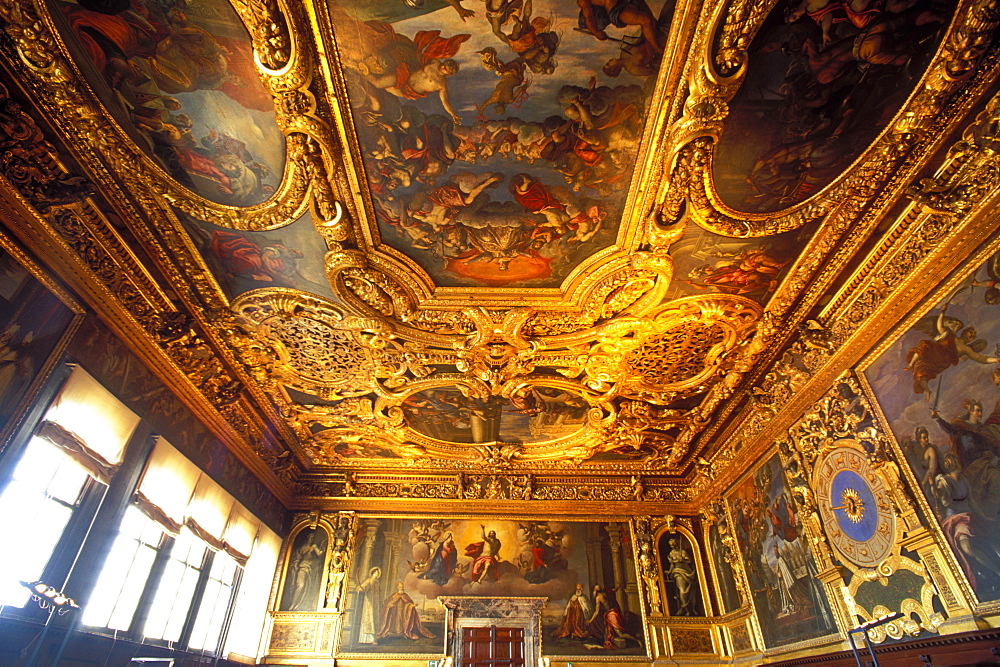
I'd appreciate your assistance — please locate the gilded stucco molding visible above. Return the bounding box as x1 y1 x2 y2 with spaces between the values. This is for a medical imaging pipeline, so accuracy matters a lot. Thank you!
0 76 299 498
229 284 760 468
699 501 751 616
293 472 691 506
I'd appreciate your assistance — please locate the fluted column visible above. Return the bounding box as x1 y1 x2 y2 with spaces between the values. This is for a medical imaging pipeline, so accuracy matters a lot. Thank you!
606 523 628 614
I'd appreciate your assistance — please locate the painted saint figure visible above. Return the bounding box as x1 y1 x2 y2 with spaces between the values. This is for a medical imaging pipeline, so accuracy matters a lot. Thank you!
588 585 639 649
285 529 325 611
356 567 382 645
552 583 593 638
419 533 457 585
664 537 698 616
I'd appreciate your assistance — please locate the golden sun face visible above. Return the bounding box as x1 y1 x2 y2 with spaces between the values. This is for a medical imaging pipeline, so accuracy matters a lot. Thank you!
840 488 865 524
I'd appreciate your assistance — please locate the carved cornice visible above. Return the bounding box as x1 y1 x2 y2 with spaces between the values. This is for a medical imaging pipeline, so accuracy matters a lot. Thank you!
0 75 298 501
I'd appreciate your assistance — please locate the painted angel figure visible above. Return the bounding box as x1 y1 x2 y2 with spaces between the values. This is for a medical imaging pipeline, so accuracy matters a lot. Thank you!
905 306 1000 400
971 251 1000 305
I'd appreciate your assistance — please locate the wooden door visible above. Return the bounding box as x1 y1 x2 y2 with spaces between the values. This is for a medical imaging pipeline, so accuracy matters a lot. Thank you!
461 626 525 667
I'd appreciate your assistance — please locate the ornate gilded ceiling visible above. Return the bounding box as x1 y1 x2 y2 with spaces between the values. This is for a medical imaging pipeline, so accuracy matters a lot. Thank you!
0 0 997 501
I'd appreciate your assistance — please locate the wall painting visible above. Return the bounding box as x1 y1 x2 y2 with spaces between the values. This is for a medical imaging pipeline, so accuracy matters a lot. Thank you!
866 250 1000 602
330 0 674 288
0 250 79 447
713 0 951 213
49 0 285 206
279 526 330 611
340 518 644 657
729 454 836 649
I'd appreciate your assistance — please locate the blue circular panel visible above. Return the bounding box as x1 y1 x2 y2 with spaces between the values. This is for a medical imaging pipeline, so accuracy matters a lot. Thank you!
830 470 877 542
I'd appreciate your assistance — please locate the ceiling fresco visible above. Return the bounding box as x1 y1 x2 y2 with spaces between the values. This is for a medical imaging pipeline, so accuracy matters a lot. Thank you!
712 0 952 213
178 209 337 301
49 0 285 206
4 0 996 487
331 0 673 288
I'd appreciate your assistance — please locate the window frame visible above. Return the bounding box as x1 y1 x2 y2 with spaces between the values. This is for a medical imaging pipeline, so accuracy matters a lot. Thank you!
80 512 244 657
0 434 107 621
0 364 254 658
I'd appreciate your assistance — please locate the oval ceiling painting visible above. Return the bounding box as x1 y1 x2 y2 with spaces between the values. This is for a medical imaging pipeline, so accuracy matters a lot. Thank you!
330 0 675 287
49 0 285 206
713 0 952 213
402 385 591 444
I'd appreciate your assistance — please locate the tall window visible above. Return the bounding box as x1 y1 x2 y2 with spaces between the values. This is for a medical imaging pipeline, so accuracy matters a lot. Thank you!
81 506 164 630
0 368 282 661
0 365 140 609
77 440 278 657
82 511 251 656
188 551 240 652
144 528 208 643
0 436 95 608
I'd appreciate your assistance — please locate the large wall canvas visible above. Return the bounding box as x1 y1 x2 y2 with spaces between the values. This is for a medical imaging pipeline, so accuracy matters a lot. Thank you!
712 0 950 213
330 0 674 288
50 0 285 206
866 250 1000 602
0 250 78 443
340 518 644 657
729 454 835 649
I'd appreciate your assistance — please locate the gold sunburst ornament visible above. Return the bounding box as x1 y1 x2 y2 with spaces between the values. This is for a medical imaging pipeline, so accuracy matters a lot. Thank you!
836 488 865 523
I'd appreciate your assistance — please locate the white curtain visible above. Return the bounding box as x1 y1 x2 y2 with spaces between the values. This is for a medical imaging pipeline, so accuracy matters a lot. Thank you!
134 436 281 659
134 438 200 534
38 366 140 482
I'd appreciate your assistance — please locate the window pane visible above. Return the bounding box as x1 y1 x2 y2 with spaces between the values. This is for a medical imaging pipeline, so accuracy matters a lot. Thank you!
144 529 205 643
188 552 240 652
0 438 89 608
82 507 163 631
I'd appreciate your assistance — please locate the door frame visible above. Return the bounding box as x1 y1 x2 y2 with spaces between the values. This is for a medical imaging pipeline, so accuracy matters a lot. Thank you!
439 597 547 667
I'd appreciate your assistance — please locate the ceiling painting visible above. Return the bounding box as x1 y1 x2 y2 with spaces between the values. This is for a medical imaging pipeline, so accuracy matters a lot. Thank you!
7 0 997 494
50 0 285 206
401 385 593 445
330 0 674 288
712 0 951 213
179 210 336 301
664 226 810 304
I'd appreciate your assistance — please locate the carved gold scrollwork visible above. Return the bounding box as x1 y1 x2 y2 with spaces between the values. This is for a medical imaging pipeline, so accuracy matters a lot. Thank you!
589 295 761 397
700 501 751 613
710 0 779 79
230 0 293 71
